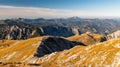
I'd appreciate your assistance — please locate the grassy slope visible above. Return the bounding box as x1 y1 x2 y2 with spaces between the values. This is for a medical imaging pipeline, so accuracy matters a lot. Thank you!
67 33 105 45
0 37 43 63
39 38 120 67
1 35 120 67
0 40 17 48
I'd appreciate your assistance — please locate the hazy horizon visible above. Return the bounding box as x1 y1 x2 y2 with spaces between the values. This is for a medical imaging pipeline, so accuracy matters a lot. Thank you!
0 0 120 19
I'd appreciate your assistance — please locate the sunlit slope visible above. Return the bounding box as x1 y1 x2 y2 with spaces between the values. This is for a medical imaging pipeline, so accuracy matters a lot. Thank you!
67 33 106 45
0 37 43 62
39 38 120 67
0 35 119 67
0 40 17 48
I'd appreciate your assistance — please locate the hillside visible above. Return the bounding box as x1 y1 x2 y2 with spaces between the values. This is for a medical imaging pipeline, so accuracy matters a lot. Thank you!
67 33 107 45
0 36 42 63
0 33 120 67
38 38 120 67
0 36 120 67
35 37 85 57
0 33 106 66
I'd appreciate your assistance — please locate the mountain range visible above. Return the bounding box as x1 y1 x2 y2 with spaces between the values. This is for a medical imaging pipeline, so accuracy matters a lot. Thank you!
1 17 120 40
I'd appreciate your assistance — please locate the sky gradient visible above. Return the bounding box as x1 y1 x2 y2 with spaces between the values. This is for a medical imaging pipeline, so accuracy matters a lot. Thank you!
0 0 120 19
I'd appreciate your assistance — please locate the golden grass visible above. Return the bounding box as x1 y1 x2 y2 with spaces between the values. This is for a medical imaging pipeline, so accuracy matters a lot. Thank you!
39 38 120 67
1 35 120 67
0 36 43 62
67 33 105 45
0 40 17 48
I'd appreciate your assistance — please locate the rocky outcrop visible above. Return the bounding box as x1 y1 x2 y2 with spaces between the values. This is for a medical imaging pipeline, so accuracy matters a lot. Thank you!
34 37 85 57
107 30 120 39
0 25 79 40
39 26 76 37
0 25 34 40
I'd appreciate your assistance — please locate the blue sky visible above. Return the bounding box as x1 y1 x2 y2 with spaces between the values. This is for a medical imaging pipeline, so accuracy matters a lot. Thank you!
0 0 120 19
0 0 119 10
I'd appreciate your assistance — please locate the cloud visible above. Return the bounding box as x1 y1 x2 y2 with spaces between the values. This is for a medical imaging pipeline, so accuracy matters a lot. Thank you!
0 5 92 19
0 5 120 19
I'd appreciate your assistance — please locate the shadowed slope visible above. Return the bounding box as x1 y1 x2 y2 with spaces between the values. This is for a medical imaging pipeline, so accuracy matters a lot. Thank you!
34 37 85 57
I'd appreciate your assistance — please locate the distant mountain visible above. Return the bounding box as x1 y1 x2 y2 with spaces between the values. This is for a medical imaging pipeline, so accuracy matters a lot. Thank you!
0 17 120 40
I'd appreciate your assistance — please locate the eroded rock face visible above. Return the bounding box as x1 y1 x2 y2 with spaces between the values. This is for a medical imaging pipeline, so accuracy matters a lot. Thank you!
1 17 120 40
107 30 120 39
0 25 80 40
39 26 75 37
34 37 85 57
1 25 34 40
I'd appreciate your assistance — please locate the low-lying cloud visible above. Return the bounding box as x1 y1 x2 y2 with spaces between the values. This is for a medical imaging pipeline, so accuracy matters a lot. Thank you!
0 5 88 19
0 5 120 19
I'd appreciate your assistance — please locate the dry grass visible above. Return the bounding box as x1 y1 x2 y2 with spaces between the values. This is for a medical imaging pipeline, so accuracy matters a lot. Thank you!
1 35 120 67
0 40 17 48
67 33 105 45
39 38 120 67
0 36 43 62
